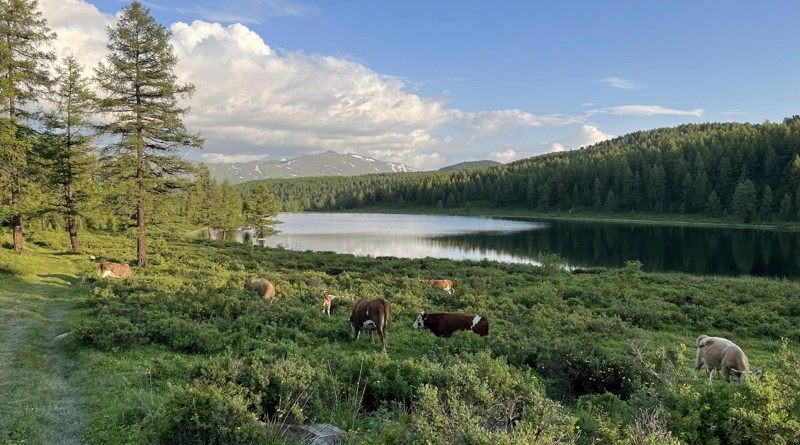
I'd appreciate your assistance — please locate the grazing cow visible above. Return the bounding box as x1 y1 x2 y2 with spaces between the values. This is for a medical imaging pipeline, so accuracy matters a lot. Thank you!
412 311 489 338
425 279 454 295
99 262 132 278
321 291 335 316
350 298 391 353
245 277 276 303
694 335 760 383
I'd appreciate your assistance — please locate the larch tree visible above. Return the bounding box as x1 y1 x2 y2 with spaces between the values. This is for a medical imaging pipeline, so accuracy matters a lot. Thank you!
95 1 203 267
0 0 55 252
37 55 98 253
242 181 280 242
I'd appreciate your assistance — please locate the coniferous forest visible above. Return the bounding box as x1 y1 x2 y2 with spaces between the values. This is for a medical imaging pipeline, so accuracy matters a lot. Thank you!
267 118 800 223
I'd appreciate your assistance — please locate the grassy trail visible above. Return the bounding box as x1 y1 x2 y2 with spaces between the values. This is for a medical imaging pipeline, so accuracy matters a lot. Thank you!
0 249 86 445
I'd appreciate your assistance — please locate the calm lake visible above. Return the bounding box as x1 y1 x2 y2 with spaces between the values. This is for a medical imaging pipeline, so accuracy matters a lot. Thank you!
259 213 800 280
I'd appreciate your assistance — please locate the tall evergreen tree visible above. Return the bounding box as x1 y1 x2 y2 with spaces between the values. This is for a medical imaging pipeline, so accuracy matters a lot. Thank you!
732 179 757 223
95 1 202 266
37 55 97 252
243 181 280 241
0 0 55 252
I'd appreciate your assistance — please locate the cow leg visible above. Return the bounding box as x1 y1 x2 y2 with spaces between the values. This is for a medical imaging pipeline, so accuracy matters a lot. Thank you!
693 356 704 380
380 329 387 353
352 326 360 341
706 367 714 384
723 367 731 383
369 330 375 344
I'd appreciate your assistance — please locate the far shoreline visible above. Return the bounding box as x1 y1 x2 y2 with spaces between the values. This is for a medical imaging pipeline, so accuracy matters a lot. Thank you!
296 204 800 232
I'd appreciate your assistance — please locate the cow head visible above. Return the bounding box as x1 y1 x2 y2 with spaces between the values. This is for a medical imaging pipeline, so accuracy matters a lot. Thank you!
730 368 762 382
412 311 427 329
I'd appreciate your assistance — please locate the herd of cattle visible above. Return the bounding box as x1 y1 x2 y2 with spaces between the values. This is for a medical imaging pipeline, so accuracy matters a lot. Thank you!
98 261 760 383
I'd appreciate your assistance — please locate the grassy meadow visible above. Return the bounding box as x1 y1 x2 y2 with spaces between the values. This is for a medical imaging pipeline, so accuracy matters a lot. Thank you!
1 228 800 444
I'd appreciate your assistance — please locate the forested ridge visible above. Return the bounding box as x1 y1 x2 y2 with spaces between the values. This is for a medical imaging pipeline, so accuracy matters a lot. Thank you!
265 117 800 222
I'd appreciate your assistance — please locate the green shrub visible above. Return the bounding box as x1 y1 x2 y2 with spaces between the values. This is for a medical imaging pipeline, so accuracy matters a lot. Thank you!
75 313 147 350
147 381 268 444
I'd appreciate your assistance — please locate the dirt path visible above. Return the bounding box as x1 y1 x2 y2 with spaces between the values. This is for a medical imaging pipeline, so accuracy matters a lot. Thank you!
0 259 86 444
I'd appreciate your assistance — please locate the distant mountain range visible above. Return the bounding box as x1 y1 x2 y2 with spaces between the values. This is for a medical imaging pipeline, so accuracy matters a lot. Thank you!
438 160 502 171
201 151 415 184
201 151 501 184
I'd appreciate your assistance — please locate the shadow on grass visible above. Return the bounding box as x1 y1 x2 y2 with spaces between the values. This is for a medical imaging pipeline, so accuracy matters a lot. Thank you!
37 274 81 286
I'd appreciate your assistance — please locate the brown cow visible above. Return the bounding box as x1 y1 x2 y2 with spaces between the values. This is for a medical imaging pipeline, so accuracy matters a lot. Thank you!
245 277 276 303
99 262 133 278
321 291 335 316
424 279 454 294
350 298 391 353
412 311 489 338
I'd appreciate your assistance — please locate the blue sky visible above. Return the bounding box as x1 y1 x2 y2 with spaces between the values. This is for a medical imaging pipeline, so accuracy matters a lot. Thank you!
41 0 800 169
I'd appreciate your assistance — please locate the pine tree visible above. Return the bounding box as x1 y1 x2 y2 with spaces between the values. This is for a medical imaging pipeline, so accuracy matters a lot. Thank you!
95 1 203 266
732 180 757 223
37 55 98 252
0 0 55 252
243 182 280 241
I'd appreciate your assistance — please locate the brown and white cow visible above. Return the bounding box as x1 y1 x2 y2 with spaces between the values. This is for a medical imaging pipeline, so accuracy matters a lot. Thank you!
99 262 133 278
425 279 454 295
412 311 489 338
350 298 391 353
245 277 276 303
321 291 335 316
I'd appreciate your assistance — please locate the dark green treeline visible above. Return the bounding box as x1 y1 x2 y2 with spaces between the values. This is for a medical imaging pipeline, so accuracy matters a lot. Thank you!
265 116 800 222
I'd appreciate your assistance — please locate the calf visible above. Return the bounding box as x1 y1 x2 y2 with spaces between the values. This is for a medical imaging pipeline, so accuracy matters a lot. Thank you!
412 311 489 338
694 335 760 383
350 298 391 353
321 291 335 316
425 279 454 295
245 277 276 303
99 262 132 278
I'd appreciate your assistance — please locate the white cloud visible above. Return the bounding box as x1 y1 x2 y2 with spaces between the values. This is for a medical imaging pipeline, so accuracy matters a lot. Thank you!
598 77 645 90
37 0 616 170
41 0 113 77
200 153 268 163
592 105 704 117
574 124 613 147
549 143 566 153
490 149 518 163
457 109 581 136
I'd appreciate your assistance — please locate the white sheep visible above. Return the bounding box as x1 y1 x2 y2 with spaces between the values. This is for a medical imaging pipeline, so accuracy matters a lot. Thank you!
694 335 760 383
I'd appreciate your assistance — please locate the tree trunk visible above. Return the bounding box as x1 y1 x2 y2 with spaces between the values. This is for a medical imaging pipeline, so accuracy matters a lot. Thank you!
65 185 80 253
11 171 23 252
137 203 147 267
67 217 81 253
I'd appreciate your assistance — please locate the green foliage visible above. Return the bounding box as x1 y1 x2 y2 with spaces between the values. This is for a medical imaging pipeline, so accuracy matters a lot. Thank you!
94 0 202 266
7 231 798 444
147 380 269 444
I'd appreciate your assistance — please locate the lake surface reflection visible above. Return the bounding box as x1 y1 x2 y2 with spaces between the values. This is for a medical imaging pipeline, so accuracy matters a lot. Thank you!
261 213 546 264
260 213 800 279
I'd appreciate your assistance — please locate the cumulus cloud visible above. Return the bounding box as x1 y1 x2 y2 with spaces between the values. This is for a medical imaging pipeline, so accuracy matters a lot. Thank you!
574 124 613 147
490 149 518 163
41 0 113 77
598 77 645 90
592 105 704 117
549 143 566 153
38 0 607 170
